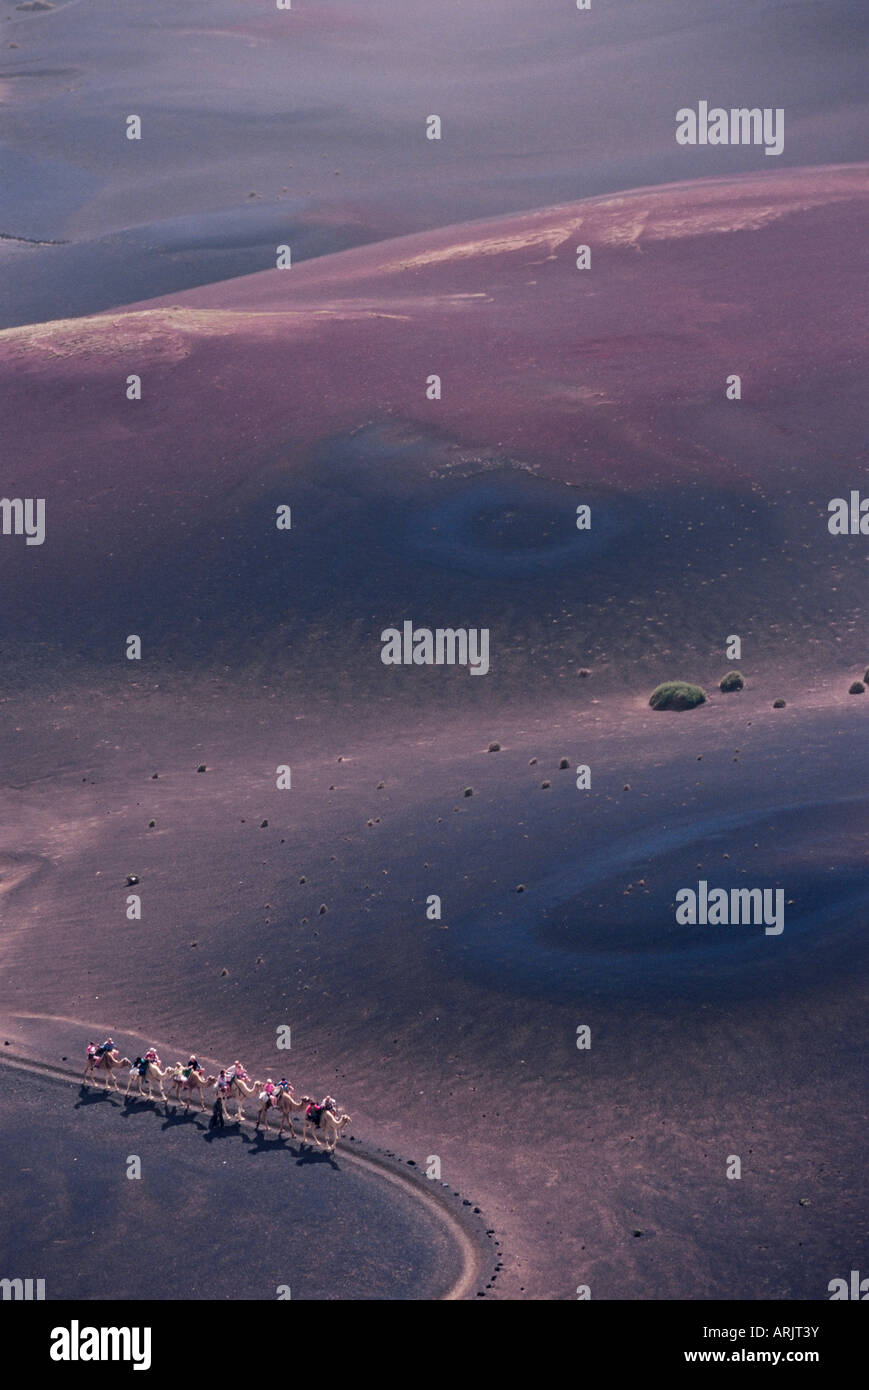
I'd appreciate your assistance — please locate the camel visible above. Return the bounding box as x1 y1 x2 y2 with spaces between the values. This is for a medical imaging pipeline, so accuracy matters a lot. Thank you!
255 1089 311 1137
173 1067 217 1113
84 1049 132 1090
301 1102 352 1153
126 1059 172 1101
226 1074 263 1119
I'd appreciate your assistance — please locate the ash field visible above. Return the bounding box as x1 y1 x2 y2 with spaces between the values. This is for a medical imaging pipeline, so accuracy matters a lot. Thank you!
0 0 867 1302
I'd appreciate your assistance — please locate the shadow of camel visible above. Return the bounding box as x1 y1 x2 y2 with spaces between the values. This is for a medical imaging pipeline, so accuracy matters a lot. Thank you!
295 1145 339 1169
74 1086 122 1110
246 1131 301 1158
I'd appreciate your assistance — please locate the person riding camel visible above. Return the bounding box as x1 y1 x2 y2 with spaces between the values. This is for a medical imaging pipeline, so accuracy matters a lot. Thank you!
144 1047 161 1067
95 1037 114 1058
215 1069 230 1095
306 1094 336 1128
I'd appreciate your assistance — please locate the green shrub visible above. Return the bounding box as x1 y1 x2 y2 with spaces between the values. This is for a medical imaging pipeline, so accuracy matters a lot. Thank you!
649 681 707 711
719 670 745 692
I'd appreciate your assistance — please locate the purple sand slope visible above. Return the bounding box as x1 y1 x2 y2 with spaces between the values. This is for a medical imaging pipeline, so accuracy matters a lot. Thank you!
0 168 867 1298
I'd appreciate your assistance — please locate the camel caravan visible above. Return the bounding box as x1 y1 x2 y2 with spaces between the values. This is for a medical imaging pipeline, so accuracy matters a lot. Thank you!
82 1039 351 1152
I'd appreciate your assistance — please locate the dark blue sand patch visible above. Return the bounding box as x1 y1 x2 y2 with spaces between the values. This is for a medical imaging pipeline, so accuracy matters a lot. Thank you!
0 146 101 242
0 1066 465 1301
443 798 869 1004
403 479 638 579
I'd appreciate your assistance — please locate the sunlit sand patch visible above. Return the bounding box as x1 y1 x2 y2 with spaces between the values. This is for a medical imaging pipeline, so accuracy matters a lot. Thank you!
390 219 581 270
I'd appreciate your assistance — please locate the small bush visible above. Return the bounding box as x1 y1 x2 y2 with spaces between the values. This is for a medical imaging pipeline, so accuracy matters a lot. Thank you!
649 681 707 711
719 670 744 692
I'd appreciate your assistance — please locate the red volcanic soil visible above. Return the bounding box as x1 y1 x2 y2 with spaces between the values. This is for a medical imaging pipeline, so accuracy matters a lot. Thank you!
3 165 865 500
0 165 866 692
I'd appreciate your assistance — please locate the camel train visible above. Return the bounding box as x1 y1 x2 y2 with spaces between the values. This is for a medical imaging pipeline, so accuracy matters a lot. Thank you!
83 1040 351 1151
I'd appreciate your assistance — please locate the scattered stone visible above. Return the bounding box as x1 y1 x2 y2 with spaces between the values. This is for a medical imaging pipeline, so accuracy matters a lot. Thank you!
623 784 630 791
515 884 526 893
299 876 306 884
773 698 786 708
578 668 591 678
189 941 198 948
798 1198 811 1207
148 820 156 828
260 819 268 828
318 903 327 914
719 670 745 692
848 681 865 695
559 757 570 769
151 773 158 779
529 757 538 765
649 681 707 711
197 764 207 773
487 742 501 752
377 781 385 789
220 968 229 977
125 874 139 886
464 787 473 797
541 780 551 789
